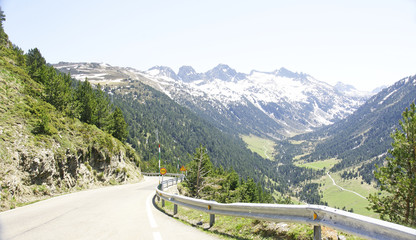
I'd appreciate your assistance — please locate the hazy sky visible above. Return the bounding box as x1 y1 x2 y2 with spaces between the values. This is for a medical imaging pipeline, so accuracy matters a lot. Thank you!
2 0 416 91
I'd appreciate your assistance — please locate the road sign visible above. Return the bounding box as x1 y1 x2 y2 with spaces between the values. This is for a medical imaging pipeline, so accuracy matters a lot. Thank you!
160 167 167 175
180 166 186 172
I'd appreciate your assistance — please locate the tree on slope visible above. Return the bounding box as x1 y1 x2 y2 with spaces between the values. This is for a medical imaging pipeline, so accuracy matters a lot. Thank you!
185 145 213 197
368 102 416 227
76 79 97 124
0 7 7 44
108 107 128 142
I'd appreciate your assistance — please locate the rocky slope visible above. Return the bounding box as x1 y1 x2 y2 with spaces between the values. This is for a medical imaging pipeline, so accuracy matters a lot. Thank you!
0 37 142 211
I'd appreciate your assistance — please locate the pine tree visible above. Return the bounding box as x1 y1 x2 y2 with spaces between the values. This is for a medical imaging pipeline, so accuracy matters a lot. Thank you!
368 102 416 227
185 145 213 197
93 84 111 129
108 107 128 142
44 68 71 111
0 7 7 44
77 79 97 124
26 48 47 84
0 7 5 27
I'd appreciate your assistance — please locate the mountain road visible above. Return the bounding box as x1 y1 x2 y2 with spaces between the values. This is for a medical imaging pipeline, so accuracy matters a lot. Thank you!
0 177 219 240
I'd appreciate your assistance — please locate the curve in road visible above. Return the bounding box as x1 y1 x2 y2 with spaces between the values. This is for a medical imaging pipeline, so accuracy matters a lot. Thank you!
0 177 218 240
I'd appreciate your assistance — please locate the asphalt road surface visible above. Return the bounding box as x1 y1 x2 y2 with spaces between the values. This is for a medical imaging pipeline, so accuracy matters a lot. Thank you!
0 177 219 240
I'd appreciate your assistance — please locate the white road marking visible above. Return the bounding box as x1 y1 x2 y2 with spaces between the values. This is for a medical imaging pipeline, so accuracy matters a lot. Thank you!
146 194 158 228
153 232 163 240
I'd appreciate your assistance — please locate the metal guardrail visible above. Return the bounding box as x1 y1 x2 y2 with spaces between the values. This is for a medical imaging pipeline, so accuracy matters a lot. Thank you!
153 176 416 240
142 172 185 190
142 172 183 177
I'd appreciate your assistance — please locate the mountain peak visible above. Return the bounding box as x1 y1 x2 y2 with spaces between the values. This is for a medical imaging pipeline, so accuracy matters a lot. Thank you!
334 82 357 92
276 67 306 79
205 64 246 82
148 66 179 81
178 66 201 82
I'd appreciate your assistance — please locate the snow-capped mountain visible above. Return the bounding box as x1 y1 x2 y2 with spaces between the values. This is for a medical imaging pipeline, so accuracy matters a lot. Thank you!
142 64 371 138
55 62 372 139
295 74 416 174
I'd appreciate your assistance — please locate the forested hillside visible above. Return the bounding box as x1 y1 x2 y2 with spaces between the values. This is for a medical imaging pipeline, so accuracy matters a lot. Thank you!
0 12 141 211
106 80 276 186
277 75 416 184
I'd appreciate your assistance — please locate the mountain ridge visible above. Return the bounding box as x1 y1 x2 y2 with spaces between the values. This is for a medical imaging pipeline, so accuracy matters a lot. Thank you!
55 62 374 139
143 64 372 138
287 74 416 182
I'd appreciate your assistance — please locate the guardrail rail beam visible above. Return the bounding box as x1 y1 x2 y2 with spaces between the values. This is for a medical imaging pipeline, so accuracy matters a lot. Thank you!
151 173 416 240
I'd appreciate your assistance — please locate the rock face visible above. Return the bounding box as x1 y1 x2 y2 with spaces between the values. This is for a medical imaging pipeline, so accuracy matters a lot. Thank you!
0 121 142 211
17 146 135 189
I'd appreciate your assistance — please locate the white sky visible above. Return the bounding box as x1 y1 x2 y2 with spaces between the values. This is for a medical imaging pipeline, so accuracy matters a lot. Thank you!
2 0 416 91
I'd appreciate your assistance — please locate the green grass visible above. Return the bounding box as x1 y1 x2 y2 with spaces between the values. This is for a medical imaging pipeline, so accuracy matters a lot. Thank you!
155 199 310 239
155 196 364 239
241 135 276 160
294 158 340 170
288 140 305 144
318 172 379 218
295 159 379 218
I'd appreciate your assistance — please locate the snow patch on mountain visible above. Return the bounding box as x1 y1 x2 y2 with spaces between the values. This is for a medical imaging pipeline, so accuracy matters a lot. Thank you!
379 89 397 105
141 64 372 136
54 62 373 138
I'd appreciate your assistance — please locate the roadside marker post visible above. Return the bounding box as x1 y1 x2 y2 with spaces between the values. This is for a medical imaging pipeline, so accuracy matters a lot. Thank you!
158 144 161 169
158 144 161 184
160 167 167 190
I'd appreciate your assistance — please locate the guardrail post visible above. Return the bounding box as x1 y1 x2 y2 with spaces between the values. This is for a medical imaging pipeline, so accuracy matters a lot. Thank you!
210 214 215 227
153 174 416 240
174 204 178 215
313 225 321 240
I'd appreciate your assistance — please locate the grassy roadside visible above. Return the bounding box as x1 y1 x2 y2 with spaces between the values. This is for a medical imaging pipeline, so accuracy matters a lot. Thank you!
154 195 363 240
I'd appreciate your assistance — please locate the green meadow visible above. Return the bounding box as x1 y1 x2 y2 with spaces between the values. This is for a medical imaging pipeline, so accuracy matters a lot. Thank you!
295 159 379 218
318 172 379 218
241 135 276 160
294 158 339 170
